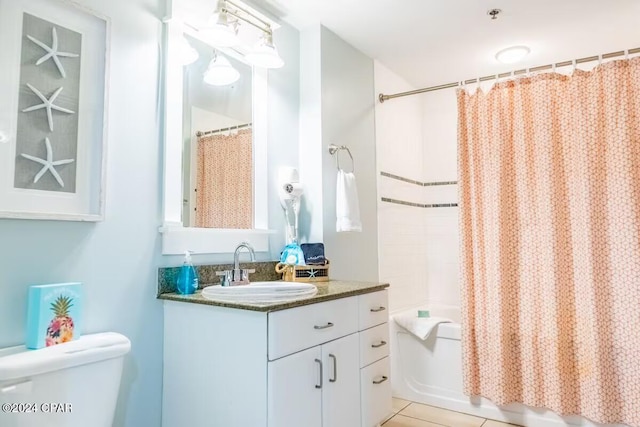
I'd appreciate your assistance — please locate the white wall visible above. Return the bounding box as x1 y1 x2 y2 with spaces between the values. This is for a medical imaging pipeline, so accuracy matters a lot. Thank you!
374 61 428 312
422 87 460 308
0 2 164 427
298 25 378 282
266 21 300 257
320 27 378 282
298 26 322 243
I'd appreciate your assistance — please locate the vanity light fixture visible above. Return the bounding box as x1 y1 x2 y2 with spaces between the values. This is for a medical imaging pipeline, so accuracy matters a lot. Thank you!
179 36 199 65
202 0 285 68
203 51 240 86
200 7 240 47
495 45 531 64
245 31 284 69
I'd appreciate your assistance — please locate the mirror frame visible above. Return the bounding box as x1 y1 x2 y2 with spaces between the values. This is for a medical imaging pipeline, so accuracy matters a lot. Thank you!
160 6 273 255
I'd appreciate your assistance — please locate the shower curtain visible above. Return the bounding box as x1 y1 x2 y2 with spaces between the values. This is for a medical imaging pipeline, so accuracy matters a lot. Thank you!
458 58 640 426
196 129 253 229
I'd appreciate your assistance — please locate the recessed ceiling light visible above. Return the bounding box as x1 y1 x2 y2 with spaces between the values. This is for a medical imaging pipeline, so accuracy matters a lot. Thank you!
495 45 531 64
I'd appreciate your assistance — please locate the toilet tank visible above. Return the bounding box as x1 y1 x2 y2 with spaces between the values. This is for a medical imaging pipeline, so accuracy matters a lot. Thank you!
0 332 131 427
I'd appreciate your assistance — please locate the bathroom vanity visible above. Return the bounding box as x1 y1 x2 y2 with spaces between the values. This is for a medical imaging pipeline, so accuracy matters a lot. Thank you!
160 281 391 427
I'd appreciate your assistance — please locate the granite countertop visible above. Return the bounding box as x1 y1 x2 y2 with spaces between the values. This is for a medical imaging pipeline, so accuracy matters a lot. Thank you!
158 280 389 312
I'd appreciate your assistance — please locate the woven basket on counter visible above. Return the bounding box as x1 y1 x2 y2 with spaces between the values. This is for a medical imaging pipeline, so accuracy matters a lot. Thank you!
275 260 330 283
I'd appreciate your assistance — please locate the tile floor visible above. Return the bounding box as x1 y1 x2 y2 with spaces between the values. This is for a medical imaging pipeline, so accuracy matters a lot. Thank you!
383 398 523 427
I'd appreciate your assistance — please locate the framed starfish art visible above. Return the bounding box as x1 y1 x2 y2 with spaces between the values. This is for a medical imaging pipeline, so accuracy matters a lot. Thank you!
0 0 110 220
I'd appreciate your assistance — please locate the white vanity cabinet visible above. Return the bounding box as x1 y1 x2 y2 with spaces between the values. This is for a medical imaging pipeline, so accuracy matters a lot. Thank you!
357 290 393 427
162 288 390 427
268 333 361 427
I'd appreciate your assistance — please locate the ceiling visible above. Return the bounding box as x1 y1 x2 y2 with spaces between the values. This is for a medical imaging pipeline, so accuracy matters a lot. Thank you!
263 0 640 89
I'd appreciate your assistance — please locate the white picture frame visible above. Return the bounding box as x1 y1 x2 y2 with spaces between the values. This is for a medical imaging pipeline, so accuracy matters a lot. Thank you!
0 0 110 221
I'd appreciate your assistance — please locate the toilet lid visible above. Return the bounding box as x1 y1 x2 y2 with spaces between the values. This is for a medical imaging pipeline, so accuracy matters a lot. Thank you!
0 332 130 382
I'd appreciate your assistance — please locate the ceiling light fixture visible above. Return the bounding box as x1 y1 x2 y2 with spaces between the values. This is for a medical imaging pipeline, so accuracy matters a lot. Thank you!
203 51 240 86
245 31 284 69
201 0 284 69
495 45 531 64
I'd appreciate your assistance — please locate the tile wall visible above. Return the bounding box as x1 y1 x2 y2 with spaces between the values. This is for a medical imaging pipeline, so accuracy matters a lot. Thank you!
375 62 461 312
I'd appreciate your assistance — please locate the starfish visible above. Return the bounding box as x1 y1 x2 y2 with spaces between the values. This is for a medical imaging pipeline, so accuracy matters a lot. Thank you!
21 137 75 188
307 269 317 278
22 84 75 132
27 27 79 78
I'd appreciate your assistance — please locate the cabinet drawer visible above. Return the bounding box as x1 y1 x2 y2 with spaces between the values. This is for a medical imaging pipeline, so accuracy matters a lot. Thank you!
268 296 359 360
358 290 388 330
360 357 392 427
359 323 389 368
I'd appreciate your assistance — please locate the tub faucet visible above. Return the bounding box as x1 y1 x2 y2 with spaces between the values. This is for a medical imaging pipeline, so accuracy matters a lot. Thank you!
217 242 256 286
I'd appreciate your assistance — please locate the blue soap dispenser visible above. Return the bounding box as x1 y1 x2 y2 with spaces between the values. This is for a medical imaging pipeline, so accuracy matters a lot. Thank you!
176 251 198 295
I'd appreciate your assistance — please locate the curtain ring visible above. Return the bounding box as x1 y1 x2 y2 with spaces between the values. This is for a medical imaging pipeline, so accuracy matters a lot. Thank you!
552 63 557 73
572 59 577 73
625 49 629 60
598 54 603 67
526 67 531 77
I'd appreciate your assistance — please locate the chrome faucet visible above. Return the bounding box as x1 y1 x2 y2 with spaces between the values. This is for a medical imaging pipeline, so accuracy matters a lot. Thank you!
216 242 256 286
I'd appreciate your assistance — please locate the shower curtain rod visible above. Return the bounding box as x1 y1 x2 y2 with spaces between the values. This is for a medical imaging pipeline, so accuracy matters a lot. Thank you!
378 47 640 103
196 122 252 137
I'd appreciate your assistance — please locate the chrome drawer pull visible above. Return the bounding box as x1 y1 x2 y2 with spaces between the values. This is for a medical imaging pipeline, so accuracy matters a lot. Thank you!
373 375 388 385
315 359 323 389
370 306 386 313
329 354 337 383
371 340 387 349
314 322 334 330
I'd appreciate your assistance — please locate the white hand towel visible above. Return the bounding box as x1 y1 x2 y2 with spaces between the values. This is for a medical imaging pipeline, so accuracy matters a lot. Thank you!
393 313 452 340
336 170 362 232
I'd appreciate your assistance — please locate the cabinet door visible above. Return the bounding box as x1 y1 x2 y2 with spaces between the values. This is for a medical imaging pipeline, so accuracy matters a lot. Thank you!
321 333 361 427
268 346 322 427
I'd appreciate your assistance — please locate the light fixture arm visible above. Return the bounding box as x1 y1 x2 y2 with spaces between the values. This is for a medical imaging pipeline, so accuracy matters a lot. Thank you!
220 0 272 36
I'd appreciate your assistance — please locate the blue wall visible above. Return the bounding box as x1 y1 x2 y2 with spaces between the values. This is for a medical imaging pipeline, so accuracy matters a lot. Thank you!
0 1 165 426
0 0 300 426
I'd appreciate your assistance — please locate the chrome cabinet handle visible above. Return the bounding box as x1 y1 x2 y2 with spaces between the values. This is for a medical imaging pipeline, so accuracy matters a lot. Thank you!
329 354 337 383
370 306 386 313
371 340 387 348
314 322 334 330
315 359 323 389
373 375 388 385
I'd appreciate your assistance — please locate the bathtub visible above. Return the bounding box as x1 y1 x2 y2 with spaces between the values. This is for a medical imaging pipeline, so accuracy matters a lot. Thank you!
390 305 628 427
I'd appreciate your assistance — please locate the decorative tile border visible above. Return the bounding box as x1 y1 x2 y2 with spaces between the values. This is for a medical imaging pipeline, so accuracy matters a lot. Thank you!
424 180 458 187
380 171 423 186
381 197 459 208
380 171 458 187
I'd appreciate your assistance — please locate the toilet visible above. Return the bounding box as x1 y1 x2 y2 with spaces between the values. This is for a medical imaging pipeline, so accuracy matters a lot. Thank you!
0 332 131 427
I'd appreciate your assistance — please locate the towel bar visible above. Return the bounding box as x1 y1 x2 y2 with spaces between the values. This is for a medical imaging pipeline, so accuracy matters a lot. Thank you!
328 144 355 173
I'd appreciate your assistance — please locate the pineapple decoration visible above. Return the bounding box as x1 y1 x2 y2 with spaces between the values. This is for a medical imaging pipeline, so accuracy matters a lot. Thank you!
45 295 75 346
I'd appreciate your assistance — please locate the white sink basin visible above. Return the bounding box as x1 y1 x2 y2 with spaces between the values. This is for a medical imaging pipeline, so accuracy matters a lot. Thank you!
201 281 318 304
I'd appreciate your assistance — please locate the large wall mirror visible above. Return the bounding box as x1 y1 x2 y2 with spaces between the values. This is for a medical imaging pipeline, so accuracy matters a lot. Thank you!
162 0 281 254
182 36 254 229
